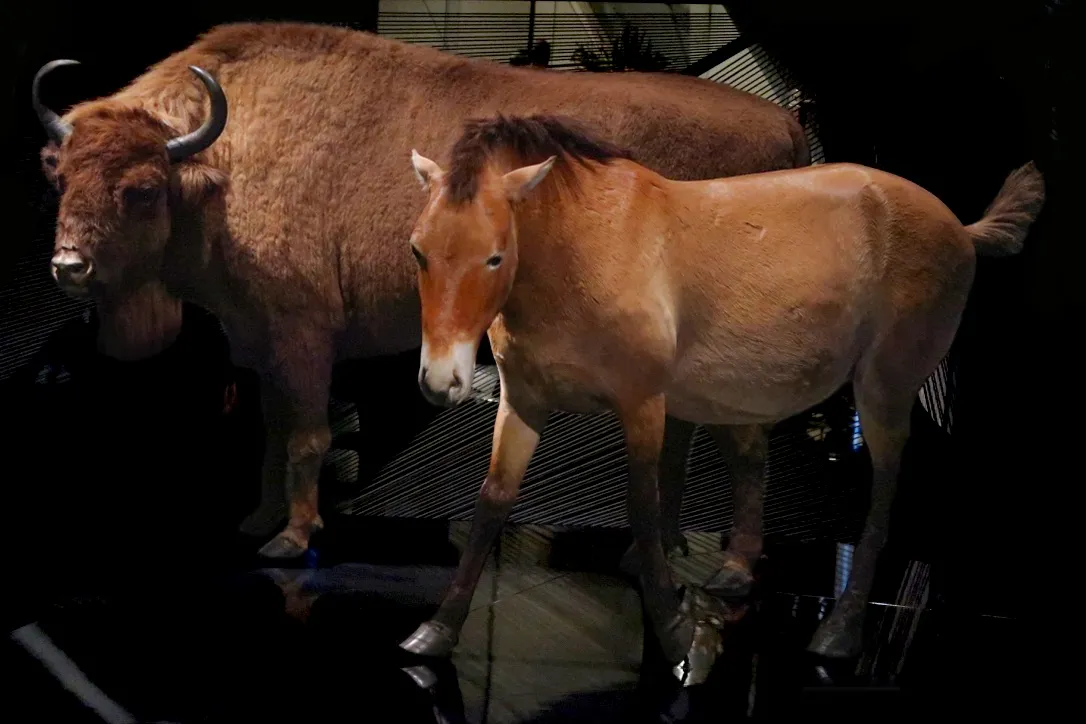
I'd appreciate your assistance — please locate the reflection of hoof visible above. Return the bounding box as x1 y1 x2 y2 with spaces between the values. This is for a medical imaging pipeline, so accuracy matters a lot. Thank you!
807 627 863 659
239 505 286 537
400 620 459 657
401 665 438 690
672 621 723 688
618 534 689 577
258 531 308 559
807 602 865 659
703 556 754 599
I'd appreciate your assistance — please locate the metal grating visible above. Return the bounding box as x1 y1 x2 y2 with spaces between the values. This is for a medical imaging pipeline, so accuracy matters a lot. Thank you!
340 367 862 542
0 241 91 381
698 42 825 165
378 2 739 71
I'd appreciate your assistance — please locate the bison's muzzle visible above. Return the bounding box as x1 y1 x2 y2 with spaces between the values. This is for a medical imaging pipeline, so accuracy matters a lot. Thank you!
51 249 93 293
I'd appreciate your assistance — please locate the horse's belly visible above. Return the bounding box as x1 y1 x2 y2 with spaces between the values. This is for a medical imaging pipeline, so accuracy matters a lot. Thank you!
665 331 861 426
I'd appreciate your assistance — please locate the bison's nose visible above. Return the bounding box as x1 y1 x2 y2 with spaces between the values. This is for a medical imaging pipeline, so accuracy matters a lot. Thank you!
51 250 93 287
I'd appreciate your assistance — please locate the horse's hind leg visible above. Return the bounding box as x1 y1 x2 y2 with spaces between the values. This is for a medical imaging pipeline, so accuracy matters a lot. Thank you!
806 315 958 658
703 423 772 599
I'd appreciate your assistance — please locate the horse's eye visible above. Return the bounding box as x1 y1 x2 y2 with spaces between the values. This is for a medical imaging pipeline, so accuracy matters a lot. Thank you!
411 245 427 271
486 254 503 269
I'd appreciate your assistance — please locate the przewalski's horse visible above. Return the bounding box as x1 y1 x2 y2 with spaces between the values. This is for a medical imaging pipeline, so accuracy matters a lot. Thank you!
33 22 808 558
403 115 1043 678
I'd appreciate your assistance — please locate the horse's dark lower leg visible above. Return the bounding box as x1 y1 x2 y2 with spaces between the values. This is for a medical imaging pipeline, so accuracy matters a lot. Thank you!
620 395 695 670
401 398 544 657
809 388 911 658
659 416 696 553
403 495 514 656
704 424 771 599
620 415 694 574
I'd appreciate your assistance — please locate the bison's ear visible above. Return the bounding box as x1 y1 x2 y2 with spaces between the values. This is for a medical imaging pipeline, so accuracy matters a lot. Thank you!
40 144 60 187
171 162 228 207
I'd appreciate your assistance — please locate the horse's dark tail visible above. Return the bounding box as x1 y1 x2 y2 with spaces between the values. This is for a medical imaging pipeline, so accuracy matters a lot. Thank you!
966 161 1046 257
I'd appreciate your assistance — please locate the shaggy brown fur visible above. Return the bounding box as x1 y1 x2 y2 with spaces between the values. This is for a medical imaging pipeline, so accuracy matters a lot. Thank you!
40 21 808 557
408 115 1045 667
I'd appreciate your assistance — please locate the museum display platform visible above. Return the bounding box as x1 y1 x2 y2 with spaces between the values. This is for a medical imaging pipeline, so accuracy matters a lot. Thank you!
7 516 1020 724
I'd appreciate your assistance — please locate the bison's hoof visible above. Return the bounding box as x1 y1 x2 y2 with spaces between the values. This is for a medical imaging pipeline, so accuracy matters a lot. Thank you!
703 557 754 600
807 598 865 659
258 531 308 559
400 620 459 658
239 504 286 537
672 621 723 688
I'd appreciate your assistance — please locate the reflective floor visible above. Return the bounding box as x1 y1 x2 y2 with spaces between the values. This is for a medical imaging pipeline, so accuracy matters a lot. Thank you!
7 520 1021 723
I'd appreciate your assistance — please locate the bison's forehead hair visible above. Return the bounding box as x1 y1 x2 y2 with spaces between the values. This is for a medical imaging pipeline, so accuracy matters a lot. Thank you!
58 104 175 177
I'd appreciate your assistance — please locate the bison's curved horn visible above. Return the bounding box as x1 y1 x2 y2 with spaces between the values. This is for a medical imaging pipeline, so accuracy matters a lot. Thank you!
32 59 79 143
166 66 228 162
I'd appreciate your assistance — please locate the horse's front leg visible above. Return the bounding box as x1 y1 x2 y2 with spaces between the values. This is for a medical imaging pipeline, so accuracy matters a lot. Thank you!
255 328 334 559
703 423 771 598
401 396 547 657
619 414 694 575
620 395 719 686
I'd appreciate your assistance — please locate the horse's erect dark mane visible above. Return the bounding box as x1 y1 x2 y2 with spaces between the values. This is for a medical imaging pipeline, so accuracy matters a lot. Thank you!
446 114 633 204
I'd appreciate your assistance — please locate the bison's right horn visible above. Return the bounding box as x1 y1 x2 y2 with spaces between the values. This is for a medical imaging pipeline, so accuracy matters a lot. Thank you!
32 59 79 143
166 66 228 162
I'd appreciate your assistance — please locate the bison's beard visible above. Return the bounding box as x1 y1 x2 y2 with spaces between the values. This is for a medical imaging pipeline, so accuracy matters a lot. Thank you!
94 280 184 361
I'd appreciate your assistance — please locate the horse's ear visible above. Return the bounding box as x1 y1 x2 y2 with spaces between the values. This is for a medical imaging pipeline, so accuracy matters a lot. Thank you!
503 156 556 202
411 149 443 190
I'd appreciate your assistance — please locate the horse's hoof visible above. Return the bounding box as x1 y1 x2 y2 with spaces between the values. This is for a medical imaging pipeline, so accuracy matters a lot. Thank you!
239 505 286 537
703 557 754 599
807 602 865 659
257 531 308 559
400 620 459 657
672 621 723 688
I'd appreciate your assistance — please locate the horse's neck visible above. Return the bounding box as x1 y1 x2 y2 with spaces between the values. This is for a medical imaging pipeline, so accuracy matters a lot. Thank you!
96 282 184 361
502 189 625 333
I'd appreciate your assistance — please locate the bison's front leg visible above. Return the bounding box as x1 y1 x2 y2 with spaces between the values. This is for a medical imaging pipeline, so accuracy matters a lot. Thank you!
254 331 334 559
239 392 289 537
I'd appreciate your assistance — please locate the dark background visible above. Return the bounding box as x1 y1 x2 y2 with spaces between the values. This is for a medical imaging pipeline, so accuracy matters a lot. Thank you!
1 0 1074 657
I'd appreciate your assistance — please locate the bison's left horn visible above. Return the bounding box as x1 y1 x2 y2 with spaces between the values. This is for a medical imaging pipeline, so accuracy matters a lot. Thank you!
166 66 228 162
32 59 79 143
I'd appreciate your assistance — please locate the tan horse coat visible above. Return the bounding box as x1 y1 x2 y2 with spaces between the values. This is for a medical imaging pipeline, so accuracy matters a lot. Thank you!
407 116 1043 673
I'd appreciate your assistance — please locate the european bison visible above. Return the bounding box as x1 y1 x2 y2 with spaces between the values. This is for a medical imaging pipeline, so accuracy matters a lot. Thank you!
34 22 808 561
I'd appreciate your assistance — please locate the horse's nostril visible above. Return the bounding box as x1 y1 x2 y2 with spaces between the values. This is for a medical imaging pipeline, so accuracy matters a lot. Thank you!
451 370 463 390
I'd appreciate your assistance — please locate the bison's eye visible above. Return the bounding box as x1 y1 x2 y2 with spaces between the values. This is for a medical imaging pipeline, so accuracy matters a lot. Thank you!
122 185 161 208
